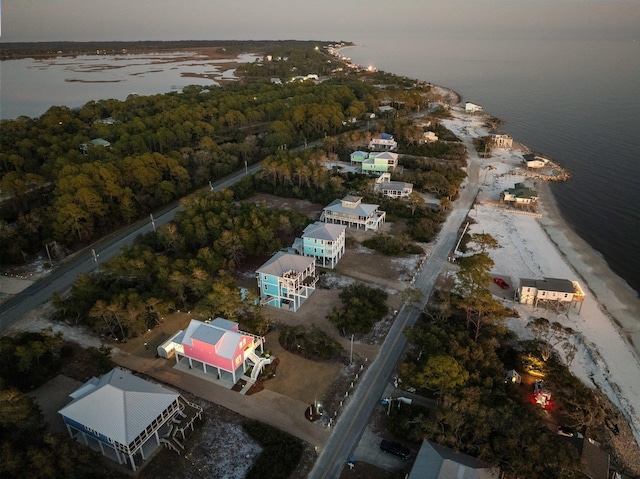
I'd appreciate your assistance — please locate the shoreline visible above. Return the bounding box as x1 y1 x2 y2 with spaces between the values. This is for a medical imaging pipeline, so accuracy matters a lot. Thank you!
536 180 640 354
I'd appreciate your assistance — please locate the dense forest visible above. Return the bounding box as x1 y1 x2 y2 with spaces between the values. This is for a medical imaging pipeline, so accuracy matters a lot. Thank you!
390 246 603 478
0 329 121 479
0 40 445 266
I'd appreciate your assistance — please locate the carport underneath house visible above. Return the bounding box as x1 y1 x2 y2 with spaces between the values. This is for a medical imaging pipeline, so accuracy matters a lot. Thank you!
58 368 202 472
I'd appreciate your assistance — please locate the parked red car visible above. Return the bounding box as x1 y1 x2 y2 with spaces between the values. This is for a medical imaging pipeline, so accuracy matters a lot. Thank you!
493 277 509 289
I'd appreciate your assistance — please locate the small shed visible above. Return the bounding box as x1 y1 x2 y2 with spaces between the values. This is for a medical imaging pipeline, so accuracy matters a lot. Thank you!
157 330 183 359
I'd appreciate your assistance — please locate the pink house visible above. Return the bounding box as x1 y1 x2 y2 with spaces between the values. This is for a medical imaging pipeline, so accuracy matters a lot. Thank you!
173 318 269 384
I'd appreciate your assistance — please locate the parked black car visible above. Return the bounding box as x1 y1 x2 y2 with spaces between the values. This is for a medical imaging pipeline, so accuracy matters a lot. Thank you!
380 439 410 459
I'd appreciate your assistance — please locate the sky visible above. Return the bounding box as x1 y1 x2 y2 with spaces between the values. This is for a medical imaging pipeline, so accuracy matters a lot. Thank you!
2 0 639 43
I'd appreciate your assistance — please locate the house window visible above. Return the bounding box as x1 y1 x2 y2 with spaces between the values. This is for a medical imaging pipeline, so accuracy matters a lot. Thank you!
541 292 546 296
263 285 267 291
564 294 568 298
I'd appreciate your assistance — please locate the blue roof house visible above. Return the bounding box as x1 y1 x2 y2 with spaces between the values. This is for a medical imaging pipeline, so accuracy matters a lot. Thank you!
256 252 318 312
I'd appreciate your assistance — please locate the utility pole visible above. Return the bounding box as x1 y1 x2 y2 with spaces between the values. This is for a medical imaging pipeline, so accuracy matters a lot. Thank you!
350 334 354 364
150 213 156 233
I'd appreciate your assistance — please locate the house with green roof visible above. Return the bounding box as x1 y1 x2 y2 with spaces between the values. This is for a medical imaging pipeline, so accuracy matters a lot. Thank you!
501 182 538 206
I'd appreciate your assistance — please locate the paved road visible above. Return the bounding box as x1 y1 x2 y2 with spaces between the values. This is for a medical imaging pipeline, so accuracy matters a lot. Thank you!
0 165 261 333
309 133 481 479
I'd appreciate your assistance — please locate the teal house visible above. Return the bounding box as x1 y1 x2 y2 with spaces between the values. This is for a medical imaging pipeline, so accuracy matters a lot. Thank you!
256 252 318 312
292 221 346 269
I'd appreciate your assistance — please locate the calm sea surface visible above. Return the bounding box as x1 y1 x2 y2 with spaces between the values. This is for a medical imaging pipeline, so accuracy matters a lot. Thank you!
0 52 258 120
345 35 640 297
1 38 639 295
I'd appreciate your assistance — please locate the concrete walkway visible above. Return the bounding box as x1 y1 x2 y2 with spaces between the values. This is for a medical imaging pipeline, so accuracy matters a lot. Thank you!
112 350 331 448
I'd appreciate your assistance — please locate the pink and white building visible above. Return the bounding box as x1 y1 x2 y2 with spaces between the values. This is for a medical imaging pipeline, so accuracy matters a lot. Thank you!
173 318 270 384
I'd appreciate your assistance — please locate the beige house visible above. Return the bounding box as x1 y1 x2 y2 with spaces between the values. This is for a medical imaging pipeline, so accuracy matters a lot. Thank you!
423 131 439 143
320 195 386 231
491 134 513 149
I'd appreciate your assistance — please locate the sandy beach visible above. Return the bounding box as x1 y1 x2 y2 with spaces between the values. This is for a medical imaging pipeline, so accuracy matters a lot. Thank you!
439 106 640 460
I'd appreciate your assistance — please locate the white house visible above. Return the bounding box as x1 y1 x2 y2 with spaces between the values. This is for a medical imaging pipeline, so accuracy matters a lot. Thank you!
58 368 202 471
465 102 483 114
296 221 346 269
374 173 413 199
320 195 386 231
256 252 317 312
368 133 397 151
523 153 548 169
517 277 583 307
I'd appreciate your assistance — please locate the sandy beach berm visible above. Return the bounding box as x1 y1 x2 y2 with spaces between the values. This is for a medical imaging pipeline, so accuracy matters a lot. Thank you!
439 106 640 462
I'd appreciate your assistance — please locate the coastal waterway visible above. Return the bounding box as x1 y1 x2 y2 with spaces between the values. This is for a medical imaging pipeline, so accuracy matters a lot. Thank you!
344 35 640 297
2 37 639 298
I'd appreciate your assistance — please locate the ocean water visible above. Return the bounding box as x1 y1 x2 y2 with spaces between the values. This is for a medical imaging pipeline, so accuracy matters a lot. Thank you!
1 35 639 295
344 35 640 296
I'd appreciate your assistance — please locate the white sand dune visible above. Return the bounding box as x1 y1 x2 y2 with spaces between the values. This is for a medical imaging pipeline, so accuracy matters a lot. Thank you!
442 110 640 447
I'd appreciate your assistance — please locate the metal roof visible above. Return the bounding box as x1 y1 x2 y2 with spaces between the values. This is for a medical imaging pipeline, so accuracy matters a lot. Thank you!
324 198 379 217
58 368 179 446
409 440 500 479
178 318 244 359
303 221 346 241
520 277 575 293
256 251 315 277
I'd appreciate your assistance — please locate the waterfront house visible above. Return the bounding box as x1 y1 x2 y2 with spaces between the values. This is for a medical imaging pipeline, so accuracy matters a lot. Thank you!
465 102 483 114
408 440 500 479
320 195 386 231
501 183 538 206
58 368 202 471
523 153 548 169
293 221 346 269
491 134 513 149
256 252 317 312
173 318 268 384
361 151 399 174
368 133 398 151
374 173 413 199
517 277 585 308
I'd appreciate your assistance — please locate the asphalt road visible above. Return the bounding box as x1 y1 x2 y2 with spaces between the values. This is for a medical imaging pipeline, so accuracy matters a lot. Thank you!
0 164 261 333
309 136 481 479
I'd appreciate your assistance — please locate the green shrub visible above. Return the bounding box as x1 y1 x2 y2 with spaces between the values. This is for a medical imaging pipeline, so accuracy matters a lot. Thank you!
279 324 343 360
243 420 304 479
328 283 389 335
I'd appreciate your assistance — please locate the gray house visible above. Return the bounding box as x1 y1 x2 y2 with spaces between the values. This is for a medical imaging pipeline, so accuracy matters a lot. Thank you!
408 440 500 479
